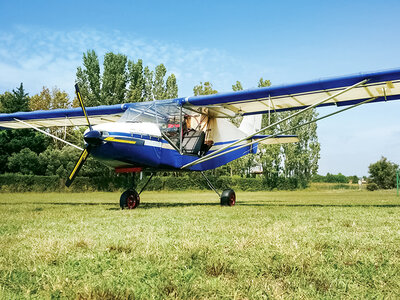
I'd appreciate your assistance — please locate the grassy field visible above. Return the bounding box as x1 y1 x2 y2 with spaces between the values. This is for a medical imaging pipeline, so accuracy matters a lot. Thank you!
0 189 400 299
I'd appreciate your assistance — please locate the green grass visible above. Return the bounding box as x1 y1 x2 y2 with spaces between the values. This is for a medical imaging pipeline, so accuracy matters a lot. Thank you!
0 189 400 299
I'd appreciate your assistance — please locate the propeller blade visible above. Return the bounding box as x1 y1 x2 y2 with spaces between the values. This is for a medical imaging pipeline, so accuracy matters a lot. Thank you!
75 84 92 131
65 145 91 187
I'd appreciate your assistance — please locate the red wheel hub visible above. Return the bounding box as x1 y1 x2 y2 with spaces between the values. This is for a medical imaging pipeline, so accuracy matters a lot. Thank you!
228 194 236 206
126 193 139 209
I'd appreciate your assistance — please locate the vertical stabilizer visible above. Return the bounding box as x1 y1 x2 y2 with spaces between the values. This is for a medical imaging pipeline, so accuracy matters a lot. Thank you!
239 115 262 135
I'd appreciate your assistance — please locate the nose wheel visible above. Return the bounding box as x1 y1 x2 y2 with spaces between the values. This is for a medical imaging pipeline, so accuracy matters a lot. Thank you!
120 189 140 209
119 172 154 209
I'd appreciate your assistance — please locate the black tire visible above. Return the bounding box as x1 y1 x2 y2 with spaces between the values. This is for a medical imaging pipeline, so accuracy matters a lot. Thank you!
220 189 236 206
120 189 140 209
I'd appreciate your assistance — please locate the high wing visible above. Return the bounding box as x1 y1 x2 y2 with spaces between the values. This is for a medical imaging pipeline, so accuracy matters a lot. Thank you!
0 98 182 129
0 103 129 129
182 69 400 117
1 69 400 129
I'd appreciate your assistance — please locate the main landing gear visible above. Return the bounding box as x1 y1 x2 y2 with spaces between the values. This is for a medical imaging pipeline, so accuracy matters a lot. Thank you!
120 173 154 209
220 189 236 206
120 172 236 209
200 172 236 206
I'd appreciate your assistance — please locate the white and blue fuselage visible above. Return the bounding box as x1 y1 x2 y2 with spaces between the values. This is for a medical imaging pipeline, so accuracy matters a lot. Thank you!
87 118 257 172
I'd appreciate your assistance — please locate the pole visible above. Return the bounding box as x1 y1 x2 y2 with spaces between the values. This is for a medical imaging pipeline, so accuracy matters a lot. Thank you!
397 169 399 197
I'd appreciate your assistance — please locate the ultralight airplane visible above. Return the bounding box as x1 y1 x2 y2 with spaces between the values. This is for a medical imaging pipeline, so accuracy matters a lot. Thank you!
1 69 400 208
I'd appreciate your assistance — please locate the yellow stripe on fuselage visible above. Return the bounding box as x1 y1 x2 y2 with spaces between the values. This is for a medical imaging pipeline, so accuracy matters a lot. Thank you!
104 137 137 145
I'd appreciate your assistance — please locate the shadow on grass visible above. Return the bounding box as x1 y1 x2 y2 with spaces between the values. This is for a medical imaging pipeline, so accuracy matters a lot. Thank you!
102 203 221 210
0 202 116 206
132 202 220 209
0 202 220 209
0 202 399 209
239 203 400 208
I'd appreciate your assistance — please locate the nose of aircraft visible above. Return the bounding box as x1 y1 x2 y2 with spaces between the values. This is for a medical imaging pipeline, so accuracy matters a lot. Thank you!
84 130 103 145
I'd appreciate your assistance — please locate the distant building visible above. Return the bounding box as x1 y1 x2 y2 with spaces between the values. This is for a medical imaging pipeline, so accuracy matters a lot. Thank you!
249 165 263 176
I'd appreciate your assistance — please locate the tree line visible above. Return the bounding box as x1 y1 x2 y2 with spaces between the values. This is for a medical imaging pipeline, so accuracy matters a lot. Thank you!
0 49 321 190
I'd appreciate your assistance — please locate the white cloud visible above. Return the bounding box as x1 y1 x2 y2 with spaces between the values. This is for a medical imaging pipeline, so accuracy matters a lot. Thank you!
0 27 260 97
2 26 398 175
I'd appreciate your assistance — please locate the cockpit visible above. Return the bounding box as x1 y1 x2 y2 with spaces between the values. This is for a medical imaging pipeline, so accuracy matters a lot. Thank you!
118 101 213 156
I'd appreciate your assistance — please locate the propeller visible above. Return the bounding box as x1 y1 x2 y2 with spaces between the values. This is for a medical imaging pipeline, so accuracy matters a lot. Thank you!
65 145 91 187
65 84 101 187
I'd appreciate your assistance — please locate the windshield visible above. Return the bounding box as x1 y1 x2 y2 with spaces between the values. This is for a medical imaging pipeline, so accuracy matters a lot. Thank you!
119 101 211 154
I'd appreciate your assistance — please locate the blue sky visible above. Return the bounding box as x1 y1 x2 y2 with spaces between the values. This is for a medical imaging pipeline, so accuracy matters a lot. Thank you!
1 0 400 176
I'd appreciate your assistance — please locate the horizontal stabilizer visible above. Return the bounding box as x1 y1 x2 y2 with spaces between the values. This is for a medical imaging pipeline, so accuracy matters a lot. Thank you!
252 134 299 145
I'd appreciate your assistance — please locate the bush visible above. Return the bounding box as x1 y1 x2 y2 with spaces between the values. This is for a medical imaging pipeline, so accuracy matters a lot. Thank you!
0 173 60 192
7 148 39 175
0 173 312 193
366 182 379 191
312 173 348 183
368 157 398 189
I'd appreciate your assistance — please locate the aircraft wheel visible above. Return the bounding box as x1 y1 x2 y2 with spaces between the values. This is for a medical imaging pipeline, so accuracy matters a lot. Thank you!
120 189 140 209
220 189 236 206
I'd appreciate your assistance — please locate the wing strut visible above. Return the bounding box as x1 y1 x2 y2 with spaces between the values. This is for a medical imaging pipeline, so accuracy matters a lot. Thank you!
183 96 377 167
13 118 83 151
181 79 369 169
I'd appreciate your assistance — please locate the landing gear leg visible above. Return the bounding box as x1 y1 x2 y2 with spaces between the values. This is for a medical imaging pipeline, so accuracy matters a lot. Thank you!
200 172 236 206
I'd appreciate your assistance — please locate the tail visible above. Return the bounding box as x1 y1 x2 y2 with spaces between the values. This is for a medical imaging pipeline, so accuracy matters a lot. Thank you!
238 115 262 135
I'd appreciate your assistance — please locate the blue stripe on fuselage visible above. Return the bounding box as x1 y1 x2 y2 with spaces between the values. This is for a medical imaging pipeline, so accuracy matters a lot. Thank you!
90 136 254 171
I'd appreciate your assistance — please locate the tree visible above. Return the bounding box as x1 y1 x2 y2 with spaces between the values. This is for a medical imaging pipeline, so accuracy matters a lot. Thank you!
29 87 71 149
76 50 101 106
257 76 320 187
76 50 178 104
52 88 70 109
0 85 50 174
348 175 359 184
101 52 128 105
30 87 70 111
368 156 399 189
228 77 320 187
258 78 271 88
127 59 145 102
232 81 243 92
193 82 218 96
0 83 29 113
7 148 40 175
255 77 282 184
0 92 14 113
153 64 167 100
280 109 320 187
29 87 51 111
143 66 154 101
166 74 178 99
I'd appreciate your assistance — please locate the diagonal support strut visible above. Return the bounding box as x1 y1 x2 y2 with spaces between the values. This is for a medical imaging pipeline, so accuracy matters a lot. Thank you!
14 118 83 151
181 79 369 169
187 96 378 165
